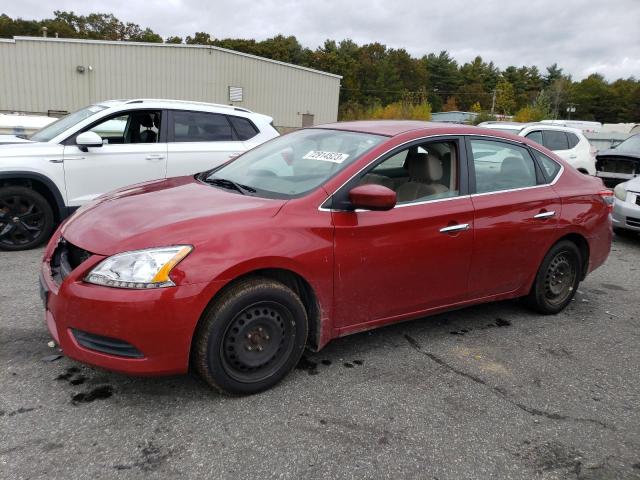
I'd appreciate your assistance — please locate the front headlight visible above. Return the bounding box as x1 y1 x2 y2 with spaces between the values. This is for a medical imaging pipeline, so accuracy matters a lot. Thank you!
613 182 627 201
84 245 192 289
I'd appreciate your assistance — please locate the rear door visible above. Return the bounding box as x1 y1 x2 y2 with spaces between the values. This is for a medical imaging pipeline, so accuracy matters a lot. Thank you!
467 137 561 298
63 109 167 206
166 110 246 177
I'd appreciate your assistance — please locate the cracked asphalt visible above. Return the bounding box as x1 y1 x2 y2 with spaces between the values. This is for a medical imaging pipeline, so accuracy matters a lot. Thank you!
1 232 639 479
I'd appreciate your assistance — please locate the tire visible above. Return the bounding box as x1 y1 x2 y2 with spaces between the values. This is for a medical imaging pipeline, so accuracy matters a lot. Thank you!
525 240 582 314
0 186 55 251
613 227 634 237
193 277 308 395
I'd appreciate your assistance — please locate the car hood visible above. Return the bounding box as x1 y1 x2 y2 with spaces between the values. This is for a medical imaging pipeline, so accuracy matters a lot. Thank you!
61 176 288 256
0 135 34 144
597 148 640 160
0 140 61 158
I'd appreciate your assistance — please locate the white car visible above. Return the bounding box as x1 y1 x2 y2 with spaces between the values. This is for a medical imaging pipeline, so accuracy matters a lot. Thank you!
0 99 279 250
478 122 596 175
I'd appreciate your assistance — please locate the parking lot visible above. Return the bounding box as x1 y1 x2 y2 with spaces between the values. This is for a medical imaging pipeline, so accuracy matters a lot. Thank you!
1 233 639 479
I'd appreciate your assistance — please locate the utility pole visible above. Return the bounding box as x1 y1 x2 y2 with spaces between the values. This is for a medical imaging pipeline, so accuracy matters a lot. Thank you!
491 89 496 115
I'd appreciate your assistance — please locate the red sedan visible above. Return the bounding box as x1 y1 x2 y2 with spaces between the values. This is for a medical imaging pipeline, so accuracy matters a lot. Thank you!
40 121 613 394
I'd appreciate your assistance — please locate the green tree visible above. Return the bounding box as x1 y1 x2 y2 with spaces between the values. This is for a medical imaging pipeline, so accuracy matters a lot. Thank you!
185 31 212 45
495 79 516 114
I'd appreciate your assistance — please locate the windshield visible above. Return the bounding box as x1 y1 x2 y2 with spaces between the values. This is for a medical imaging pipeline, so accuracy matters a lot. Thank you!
615 134 640 152
204 129 386 198
30 105 108 142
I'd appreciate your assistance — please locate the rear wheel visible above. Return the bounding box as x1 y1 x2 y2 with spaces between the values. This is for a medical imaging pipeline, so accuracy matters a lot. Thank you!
193 277 308 395
0 186 55 251
525 240 582 314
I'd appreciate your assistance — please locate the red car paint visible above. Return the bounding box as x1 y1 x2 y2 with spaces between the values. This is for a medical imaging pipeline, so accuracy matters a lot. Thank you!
41 122 612 376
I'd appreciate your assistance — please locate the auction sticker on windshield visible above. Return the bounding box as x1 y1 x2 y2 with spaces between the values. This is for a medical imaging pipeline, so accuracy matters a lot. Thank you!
303 151 350 163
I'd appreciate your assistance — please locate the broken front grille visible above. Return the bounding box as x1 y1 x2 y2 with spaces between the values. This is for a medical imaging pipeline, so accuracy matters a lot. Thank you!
50 239 92 284
596 156 639 175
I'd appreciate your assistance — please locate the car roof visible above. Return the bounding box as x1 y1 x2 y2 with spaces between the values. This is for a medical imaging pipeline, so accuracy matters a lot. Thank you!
94 98 255 115
313 120 476 137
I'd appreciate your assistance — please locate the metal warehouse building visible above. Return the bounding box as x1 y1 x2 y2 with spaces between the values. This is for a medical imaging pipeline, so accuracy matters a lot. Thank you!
0 36 341 129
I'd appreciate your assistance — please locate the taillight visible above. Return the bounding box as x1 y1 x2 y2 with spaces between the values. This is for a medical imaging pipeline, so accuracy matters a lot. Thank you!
598 189 614 212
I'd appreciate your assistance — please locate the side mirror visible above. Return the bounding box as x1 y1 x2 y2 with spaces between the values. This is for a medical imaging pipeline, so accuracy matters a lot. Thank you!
348 184 397 211
76 131 103 151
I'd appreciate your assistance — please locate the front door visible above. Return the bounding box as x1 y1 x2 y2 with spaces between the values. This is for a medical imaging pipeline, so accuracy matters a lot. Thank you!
63 110 167 206
332 138 474 331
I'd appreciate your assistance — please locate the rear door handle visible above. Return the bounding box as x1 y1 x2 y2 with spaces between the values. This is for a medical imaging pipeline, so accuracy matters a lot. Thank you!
533 211 555 219
439 223 470 233
145 154 165 161
228 152 242 159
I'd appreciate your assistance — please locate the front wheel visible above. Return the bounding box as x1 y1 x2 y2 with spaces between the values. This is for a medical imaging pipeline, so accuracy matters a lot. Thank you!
193 277 308 395
0 186 55 251
525 240 582 314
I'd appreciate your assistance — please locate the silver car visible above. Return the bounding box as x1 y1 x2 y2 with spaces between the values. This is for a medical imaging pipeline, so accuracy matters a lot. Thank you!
613 176 640 232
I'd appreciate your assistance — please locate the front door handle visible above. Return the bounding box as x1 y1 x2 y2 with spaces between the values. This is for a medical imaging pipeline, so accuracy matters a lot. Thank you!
228 152 242 159
145 154 165 161
533 211 555 219
439 223 470 234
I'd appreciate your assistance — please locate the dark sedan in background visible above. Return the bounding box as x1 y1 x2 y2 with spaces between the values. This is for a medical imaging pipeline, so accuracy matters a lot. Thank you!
596 134 640 187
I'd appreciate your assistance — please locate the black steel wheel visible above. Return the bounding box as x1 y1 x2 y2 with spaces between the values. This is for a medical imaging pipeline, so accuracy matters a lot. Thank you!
221 301 296 383
0 186 55 251
525 240 582 314
193 277 308 395
543 252 577 307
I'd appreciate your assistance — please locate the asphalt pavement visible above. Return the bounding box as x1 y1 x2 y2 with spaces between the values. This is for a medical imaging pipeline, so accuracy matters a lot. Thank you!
1 233 639 479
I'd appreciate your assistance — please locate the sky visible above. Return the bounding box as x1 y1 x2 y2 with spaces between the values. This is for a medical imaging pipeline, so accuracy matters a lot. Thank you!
3 0 639 80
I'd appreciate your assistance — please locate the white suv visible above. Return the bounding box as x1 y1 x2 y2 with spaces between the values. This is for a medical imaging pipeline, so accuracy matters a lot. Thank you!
478 122 596 175
0 99 279 250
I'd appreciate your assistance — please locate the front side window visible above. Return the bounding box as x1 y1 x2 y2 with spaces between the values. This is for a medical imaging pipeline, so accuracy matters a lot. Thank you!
359 141 459 204
470 139 537 193
31 105 107 142
172 111 233 142
543 130 569 151
204 129 386 198
84 110 161 144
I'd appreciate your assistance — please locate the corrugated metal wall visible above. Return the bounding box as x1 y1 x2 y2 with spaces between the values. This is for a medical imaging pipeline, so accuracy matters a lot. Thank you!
0 37 341 128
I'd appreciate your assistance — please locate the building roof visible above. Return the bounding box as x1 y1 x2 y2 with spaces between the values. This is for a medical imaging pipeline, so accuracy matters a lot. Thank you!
8 36 343 80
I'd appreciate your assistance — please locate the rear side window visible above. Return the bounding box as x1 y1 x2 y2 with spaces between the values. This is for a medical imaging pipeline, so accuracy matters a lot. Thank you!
228 115 259 140
542 130 569 151
172 111 233 142
470 139 538 193
567 132 580 149
532 150 562 182
525 130 543 145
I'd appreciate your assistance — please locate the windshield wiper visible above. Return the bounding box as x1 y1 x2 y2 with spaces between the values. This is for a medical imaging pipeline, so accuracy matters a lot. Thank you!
204 177 256 195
